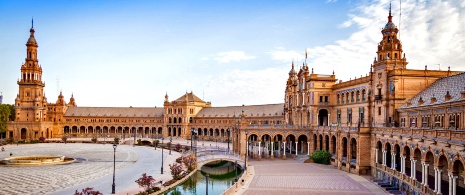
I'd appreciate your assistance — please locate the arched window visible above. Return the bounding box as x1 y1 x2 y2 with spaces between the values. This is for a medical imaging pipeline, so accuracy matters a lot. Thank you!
169 117 172 123
356 91 360 102
173 117 177 123
178 117 182 123
362 89 366 101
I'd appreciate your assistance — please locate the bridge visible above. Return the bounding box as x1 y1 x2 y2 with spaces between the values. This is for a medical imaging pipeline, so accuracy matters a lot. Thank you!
194 146 245 169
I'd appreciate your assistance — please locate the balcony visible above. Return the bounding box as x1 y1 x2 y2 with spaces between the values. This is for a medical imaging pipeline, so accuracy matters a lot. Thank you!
318 102 329 106
374 95 382 100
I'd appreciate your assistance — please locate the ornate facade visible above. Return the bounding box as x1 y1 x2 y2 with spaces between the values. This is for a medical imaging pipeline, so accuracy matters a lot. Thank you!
5 7 465 194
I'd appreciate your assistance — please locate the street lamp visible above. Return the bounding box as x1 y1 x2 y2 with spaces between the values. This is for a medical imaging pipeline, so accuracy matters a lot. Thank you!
245 130 248 170
111 143 117 194
206 173 209 195
227 128 230 152
191 128 197 153
133 127 136 147
161 137 164 174
169 136 172 155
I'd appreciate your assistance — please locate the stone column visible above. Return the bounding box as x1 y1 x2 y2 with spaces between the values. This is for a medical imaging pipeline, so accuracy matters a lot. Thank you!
271 142 274 160
295 142 298 155
424 164 429 187
375 149 379 164
401 156 405 174
434 167 438 193
328 114 330 126
392 153 396 170
449 173 452 195
421 162 425 185
283 141 286 160
301 141 304 154
278 141 280 157
307 142 310 155
437 169 442 194
258 141 261 160
382 150 386 166
410 159 414 179
412 160 417 180
452 174 457 195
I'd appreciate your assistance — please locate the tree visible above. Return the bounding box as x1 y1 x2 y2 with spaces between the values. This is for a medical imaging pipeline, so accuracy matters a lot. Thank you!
0 104 12 136
169 163 183 180
135 173 155 191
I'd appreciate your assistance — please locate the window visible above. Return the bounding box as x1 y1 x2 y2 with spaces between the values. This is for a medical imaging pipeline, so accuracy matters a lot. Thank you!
324 96 328 102
378 107 382 115
319 96 323 102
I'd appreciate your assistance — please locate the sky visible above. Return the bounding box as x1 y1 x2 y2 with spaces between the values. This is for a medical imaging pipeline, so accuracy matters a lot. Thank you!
1 0 465 107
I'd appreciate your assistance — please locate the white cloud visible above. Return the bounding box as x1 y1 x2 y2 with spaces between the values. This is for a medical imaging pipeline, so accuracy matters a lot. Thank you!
308 0 465 82
326 0 338 3
200 57 209 61
269 47 305 63
200 67 288 106
215 51 256 63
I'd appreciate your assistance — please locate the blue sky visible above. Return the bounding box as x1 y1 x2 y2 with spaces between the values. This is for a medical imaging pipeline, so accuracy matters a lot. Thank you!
1 0 465 107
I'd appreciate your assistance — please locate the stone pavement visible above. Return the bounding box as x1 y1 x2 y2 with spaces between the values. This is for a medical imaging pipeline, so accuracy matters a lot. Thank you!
0 143 176 195
240 158 387 195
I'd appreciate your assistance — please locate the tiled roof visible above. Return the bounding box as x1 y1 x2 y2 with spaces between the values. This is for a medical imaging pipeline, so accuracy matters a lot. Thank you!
174 92 205 103
196 104 284 117
64 107 164 117
400 72 465 108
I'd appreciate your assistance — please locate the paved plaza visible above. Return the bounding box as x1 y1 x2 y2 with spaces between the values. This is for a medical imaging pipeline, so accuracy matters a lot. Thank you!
241 158 387 195
0 142 174 195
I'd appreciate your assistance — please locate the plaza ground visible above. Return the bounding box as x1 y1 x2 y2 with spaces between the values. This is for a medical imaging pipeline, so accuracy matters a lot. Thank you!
0 138 386 195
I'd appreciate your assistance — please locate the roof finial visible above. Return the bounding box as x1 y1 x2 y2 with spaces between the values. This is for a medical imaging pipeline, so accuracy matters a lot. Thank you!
388 1 393 22
32 17 34 28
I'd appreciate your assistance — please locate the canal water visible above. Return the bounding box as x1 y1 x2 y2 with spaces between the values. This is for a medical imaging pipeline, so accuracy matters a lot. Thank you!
163 161 243 195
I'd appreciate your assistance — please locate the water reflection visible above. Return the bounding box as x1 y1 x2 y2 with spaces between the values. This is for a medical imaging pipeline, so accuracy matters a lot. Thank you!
163 161 243 195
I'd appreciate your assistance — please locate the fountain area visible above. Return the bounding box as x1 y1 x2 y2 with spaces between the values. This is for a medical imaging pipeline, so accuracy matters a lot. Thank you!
163 161 243 195
1 155 76 166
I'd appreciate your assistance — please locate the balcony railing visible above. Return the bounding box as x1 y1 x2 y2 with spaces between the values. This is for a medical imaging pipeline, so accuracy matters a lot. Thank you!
374 95 382 100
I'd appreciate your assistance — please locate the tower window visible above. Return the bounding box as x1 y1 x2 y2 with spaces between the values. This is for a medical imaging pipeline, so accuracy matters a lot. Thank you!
394 53 397 59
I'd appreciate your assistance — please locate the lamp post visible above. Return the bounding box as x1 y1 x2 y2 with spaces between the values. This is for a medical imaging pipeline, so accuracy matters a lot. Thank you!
191 128 197 153
111 143 117 194
161 137 164 174
206 173 209 195
227 128 230 152
245 130 248 170
169 136 172 155
133 127 136 147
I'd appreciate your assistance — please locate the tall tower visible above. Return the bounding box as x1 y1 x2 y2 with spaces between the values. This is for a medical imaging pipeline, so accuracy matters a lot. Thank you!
371 4 408 127
14 21 48 122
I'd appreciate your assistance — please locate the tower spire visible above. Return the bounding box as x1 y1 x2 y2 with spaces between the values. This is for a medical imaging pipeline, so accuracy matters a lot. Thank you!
388 1 393 22
32 17 34 28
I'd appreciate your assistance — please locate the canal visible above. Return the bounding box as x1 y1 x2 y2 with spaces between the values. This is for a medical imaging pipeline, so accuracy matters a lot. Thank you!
163 161 243 195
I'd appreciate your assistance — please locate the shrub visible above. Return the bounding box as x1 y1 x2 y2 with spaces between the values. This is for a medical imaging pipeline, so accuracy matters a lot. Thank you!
183 155 196 171
114 137 120 144
62 136 68 144
135 173 155 192
169 163 183 180
6 137 14 144
310 150 331 165
141 140 151 145
91 137 97 143
74 187 102 195
137 139 142 145
39 137 46 143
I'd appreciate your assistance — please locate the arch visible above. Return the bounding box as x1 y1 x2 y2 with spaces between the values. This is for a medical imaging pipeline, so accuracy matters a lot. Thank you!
376 141 383 164
158 127 162 135
285 134 296 154
394 144 401 172
178 117 182 124
318 109 329 126
413 148 422 182
88 126 94 134
342 137 348 164
168 127 172 136
438 155 449 195
318 134 323 151
72 126 78 134
404 146 411 177
350 138 357 166
20 128 27 140
169 117 172 123
313 134 317 151
178 127 181 137
203 128 207 137
425 151 435 190
173 117 177 123
453 158 465 194
331 135 337 156
385 143 392 168
80 126 85 134
297 134 308 155
324 135 329 151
